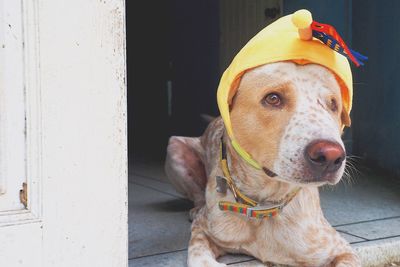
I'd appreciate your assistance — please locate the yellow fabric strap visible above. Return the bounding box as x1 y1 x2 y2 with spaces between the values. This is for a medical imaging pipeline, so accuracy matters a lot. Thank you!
220 158 258 207
231 140 262 170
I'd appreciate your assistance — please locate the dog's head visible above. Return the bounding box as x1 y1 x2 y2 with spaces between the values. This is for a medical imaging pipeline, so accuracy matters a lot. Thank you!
230 62 350 186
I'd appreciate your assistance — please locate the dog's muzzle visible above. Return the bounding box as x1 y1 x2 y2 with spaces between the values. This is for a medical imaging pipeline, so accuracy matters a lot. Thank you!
304 139 345 181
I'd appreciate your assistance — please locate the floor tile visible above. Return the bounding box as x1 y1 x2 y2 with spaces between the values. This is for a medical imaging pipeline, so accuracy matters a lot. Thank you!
336 217 400 240
131 161 167 182
129 250 187 267
320 172 400 226
130 174 183 198
129 183 193 258
353 235 400 248
338 231 367 243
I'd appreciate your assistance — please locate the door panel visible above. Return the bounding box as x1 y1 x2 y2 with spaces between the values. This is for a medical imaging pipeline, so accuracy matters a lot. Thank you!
219 0 281 73
0 0 41 226
127 0 170 161
170 0 220 137
0 0 27 211
0 0 127 266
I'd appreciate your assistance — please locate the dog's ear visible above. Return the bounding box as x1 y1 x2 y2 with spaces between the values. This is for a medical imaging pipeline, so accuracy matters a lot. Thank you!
341 110 351 127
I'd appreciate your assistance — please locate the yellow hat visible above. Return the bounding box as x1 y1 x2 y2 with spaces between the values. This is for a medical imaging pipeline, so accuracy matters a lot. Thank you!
217 9 364 169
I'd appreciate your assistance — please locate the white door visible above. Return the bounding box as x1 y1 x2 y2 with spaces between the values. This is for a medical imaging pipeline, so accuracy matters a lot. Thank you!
0 0 127 266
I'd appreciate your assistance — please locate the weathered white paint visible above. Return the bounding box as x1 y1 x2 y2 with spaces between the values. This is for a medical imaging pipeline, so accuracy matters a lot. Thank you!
0 0 127 266
0 0 42 226
0 0 27 211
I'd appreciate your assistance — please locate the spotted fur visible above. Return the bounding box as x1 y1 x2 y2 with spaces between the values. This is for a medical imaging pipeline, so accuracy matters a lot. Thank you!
165 62 360 267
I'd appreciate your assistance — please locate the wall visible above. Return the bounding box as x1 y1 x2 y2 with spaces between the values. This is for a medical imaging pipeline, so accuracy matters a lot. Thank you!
352 0 400 176
128 0 220 161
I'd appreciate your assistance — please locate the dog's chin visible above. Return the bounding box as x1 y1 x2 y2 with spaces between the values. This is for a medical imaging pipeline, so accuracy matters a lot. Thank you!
274 171 343 187
300 175 341 186
304 171 343 186
268 161 345 187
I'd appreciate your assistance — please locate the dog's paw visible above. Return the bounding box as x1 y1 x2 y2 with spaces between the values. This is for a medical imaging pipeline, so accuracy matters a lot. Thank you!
330 252 361 267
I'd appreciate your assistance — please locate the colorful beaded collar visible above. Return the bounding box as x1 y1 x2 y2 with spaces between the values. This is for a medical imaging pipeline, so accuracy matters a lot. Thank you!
217 138 300 219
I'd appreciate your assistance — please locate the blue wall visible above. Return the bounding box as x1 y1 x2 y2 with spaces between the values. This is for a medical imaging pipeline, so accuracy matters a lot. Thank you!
352 0 400 176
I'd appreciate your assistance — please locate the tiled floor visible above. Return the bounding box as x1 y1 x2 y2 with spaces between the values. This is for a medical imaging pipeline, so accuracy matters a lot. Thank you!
129 161 400 267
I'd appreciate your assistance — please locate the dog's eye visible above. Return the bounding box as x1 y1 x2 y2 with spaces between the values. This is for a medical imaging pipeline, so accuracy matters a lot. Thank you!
330 98 338 112
263 93 282 107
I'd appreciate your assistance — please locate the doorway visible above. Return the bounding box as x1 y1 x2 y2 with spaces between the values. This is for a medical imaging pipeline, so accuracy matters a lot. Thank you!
127 1 400 266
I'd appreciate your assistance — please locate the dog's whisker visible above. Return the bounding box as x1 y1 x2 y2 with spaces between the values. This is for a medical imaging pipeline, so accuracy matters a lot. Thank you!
345 164 356 181
341 160 359 187
345 160 363 177
341 171 353 187
342 157 365 187
346 154 363 159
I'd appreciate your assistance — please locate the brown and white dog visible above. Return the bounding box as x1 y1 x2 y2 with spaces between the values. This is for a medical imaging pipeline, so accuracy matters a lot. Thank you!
165 62 360 267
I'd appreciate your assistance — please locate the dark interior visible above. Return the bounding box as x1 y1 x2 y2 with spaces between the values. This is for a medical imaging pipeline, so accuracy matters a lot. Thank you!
127 0 220 163
127 0 400 178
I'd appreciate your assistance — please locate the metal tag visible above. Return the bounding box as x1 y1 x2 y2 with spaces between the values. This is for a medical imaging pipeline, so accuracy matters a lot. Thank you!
216 176 227 194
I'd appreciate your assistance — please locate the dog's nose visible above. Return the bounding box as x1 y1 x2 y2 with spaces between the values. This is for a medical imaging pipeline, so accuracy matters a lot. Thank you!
305 140 345 174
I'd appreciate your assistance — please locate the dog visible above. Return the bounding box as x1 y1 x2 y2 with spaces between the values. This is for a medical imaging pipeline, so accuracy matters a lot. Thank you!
165 61 360 267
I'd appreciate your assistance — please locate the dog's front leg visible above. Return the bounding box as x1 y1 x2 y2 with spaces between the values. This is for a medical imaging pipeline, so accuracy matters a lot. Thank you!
188 215 226 267
330 252 361 267
327 231 361 267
